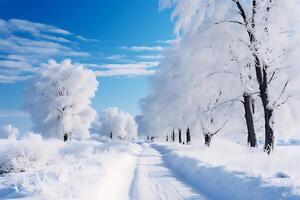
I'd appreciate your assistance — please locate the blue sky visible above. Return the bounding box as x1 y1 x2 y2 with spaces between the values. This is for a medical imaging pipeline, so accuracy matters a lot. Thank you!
0 0 175 132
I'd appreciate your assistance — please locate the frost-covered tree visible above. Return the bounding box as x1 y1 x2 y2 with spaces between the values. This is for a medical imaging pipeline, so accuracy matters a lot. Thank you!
151 0 300 153
219 0 299 152
25 59 98 141
1 124 19 140
92 107 137 141
198 90 230 147
140 25 240 144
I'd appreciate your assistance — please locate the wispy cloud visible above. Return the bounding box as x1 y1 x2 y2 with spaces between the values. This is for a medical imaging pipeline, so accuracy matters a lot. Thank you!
92 61 159 69
157 38 181 45
137 54 164 60
0 74 32 83
8 18 72 35
0 18 168 82
94 68 156 77
0 109 29 118
75 35 99 42
122 45 164 52
0 18 93 83
106 54 128 61
86 61 159 77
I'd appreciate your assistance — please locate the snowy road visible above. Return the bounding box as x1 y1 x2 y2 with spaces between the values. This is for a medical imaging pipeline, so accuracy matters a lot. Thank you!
129 143 207 200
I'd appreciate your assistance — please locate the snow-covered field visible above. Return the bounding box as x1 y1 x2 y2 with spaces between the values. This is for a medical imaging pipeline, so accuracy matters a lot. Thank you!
0 135 140 200
1 136 300 200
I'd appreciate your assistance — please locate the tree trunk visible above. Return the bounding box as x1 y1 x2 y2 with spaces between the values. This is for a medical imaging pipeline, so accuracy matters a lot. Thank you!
110 132 113 139
204 133 212 147
255 63 274 153
172 129 175 142
186 128 191 144
234 0 275 154
178 129 182 143
243 93 257 147
166 135 169 142
63 133 68 142
251 2 274 153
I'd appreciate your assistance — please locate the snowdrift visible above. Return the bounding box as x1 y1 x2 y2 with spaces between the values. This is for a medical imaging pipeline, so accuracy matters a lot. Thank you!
153 140 300 200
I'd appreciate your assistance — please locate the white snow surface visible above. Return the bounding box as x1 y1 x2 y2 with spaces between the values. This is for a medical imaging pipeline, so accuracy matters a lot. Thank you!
153 139 300 200
0 135 140 200
129 143 207 200
1 136 300 200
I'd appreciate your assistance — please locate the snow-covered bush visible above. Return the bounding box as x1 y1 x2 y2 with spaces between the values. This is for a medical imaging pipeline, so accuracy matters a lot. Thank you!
0 124 19 140
25 59 99 140
0 134 140 199
0 133 63 174
92 107 137 140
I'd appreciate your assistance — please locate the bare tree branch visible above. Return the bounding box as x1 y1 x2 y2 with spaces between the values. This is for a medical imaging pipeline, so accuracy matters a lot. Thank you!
214 20 244 26
273 80 290 107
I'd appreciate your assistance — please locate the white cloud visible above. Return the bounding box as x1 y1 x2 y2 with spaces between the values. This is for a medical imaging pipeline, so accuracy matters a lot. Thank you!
0 74 32 83
0 18 93 83
87 61 159 77
8 18 72 36
137 54 164 60
0 18 167 81
0 109 29 118
94 68 156 77
94 61 159 69
0 60 35 71
157 38 181 45
75 35 99 42
106 54 127 61
123 46 164 52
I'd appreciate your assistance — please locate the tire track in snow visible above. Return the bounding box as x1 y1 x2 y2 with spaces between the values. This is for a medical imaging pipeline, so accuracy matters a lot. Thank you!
129 143 207 200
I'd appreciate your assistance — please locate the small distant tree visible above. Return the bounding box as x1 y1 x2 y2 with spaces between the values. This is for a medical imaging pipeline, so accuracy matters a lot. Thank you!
25 59 98 141
166 135 169 142
1 124 19 140
92 107 138 141
198 90 228 147
178 129 182 143
172 129 175 142
186 128 191 144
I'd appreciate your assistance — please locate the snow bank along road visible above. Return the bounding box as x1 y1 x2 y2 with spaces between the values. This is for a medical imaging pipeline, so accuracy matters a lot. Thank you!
129 143 207 200
129 142 300 200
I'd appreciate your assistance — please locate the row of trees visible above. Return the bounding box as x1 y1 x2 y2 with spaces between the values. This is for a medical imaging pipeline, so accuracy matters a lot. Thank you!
165 128 191 145
140 0 300 153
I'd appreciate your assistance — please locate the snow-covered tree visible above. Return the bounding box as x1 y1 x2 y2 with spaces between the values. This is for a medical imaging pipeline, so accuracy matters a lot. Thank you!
138 0 300 152
140 24 240 144
1 124 19 140
92 107 137 141
25 59 98 141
